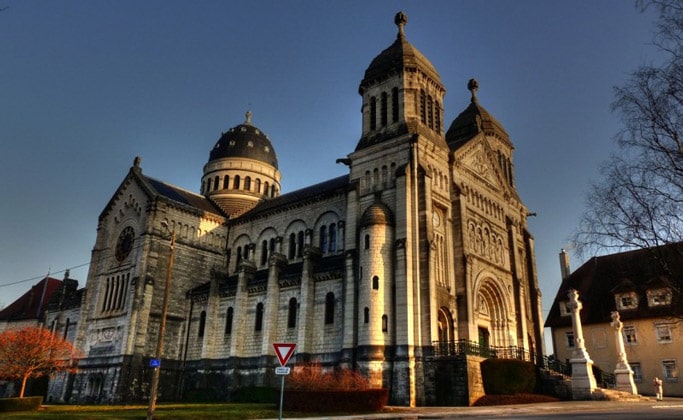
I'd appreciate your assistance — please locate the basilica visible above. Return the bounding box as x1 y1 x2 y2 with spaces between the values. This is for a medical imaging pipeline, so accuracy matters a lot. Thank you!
45 12 544 406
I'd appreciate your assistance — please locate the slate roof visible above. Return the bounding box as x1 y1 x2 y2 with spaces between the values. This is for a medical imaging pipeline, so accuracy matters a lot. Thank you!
0 277 62 321
544 243 683 328
237 175 350 221
143 175 226 216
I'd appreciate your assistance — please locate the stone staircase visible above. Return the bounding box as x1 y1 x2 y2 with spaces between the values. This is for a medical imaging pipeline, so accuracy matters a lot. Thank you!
592 388 650 402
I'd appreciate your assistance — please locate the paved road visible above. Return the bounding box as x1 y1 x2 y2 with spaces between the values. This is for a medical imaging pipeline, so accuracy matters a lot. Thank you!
262 398 683 420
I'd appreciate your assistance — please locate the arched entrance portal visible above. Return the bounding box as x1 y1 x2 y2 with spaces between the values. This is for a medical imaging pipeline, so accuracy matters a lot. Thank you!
476 277 511 348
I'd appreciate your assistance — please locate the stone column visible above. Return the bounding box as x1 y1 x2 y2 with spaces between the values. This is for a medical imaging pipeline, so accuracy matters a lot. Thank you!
610 311 638 394
566 289 597 399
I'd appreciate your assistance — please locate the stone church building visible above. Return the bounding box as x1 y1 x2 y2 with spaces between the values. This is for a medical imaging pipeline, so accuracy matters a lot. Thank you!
47 12 544 406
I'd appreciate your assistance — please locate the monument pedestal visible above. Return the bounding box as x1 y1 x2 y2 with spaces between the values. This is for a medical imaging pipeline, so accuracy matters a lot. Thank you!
614 363 638 394
570 354 597 400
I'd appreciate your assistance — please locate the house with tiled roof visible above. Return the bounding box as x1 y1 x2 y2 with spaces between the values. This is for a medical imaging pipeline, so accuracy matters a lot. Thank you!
545 244 683 397
0 275 63 332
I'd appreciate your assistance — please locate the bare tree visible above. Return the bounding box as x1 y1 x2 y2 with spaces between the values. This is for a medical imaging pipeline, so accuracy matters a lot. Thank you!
572 0 683 256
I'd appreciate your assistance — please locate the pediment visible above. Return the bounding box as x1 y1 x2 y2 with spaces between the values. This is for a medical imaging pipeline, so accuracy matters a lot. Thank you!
453 137 506 192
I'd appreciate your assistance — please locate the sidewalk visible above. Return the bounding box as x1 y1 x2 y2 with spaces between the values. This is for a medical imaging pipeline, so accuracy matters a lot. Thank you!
258 397 683 420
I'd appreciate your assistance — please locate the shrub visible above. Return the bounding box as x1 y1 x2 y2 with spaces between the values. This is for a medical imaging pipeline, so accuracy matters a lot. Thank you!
480 359 536 395
286 363 370 391
0 396 43 412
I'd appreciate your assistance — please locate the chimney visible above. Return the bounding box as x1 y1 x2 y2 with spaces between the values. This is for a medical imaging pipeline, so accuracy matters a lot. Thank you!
559 249 571 280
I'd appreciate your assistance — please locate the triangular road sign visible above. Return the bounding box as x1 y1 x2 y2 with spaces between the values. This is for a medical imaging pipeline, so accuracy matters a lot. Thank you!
273 342 296 366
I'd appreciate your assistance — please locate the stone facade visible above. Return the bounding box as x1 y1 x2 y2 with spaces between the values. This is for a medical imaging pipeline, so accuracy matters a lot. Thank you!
46 12 544 406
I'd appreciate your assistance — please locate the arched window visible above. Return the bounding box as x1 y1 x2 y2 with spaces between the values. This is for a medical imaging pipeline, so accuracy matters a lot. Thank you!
63 318 70 340
223 175 230 189
320 226 327 253
225 307 233 335
234 175 241 189
261 240 268 266
372 276 379 290
364 234 370 250
364 307 369 324
288 298 297 329
255 302 264 331
245 176 251 191
324 292 335 325
382 314 388 332
392 87 399 123
381 92 388 127
214 176 219 191
328 223 336 253
198 310 206 337
427 95 434 129
370 96 377 130
255 178 261 194
264 181 270 196
297 231 304 257
206 178 212 192
201 180 206 194
435 101 442 133
288 233 296 259
419 89 426 124
269 238 276 254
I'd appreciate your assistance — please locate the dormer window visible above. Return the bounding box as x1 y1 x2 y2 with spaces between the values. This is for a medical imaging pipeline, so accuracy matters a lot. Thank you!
615 291 638 310
647 288 672 307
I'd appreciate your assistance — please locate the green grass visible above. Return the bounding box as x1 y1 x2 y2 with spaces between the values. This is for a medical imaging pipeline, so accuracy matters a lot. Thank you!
0 403 311 419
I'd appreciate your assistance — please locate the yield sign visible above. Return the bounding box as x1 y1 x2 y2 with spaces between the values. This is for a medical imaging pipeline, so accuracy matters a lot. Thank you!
273 342 296 366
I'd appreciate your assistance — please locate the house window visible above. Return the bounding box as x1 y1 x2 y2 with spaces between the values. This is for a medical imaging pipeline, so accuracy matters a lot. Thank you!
225 307 233 335
370 96 377 130
234 175 241 189
382 314 388 333
297 231 304 257
624 325 638 344
630 362 642 382
63 318 71 340
656 324 673 343
198 311 206 338
244 176 251 191
648 288 672 307
372 276 379 290
287 298 297 329
662 360 678 380
364 307 369 324
364 234 370 250
223 175 230 189
615 292 638 310
566 331 575 348
255 302 264 332
324 292 335 325
214 176 219 191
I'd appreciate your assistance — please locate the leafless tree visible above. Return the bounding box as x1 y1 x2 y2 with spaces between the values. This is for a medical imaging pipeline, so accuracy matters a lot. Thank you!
572 0 683 257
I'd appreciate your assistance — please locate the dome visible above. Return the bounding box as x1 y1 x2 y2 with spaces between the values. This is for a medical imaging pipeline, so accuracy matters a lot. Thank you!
446 79 509 150
208 112 278 168
359 12 441 94
360 201 394 227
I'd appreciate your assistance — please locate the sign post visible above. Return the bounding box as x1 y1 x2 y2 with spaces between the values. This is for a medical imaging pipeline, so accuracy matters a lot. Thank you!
273 343 296 420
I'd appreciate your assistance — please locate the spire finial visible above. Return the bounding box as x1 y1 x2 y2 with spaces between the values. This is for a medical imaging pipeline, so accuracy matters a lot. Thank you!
395 11 408 39
467 78 479 103
245 110 252 124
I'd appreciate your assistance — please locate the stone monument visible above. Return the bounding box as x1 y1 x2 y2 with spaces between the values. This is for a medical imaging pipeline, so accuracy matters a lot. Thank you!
566 289 597 399
610 311 638 394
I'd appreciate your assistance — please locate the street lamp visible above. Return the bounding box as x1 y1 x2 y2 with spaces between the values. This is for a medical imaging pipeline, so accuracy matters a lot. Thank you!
147 221 175 420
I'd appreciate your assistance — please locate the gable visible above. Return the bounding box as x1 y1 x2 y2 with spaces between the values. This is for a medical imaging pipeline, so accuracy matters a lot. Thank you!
453 135 507 194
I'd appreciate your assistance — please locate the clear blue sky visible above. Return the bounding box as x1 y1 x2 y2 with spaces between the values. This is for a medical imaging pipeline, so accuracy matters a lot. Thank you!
0 1 661 337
